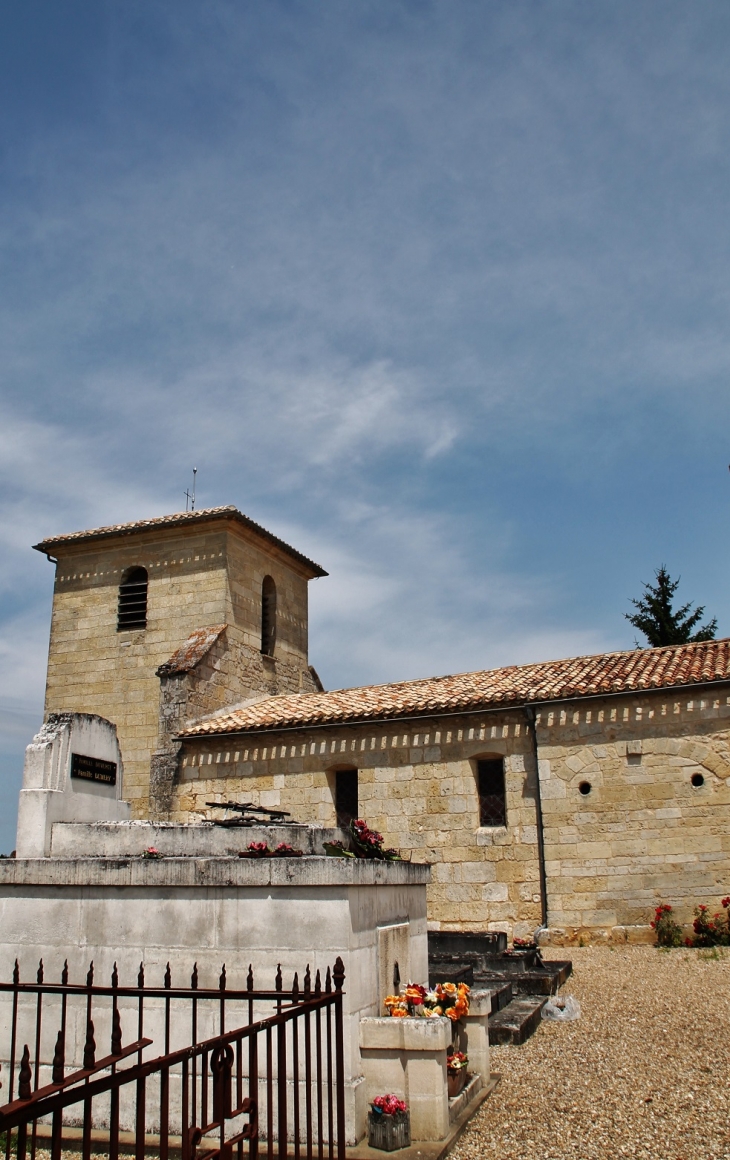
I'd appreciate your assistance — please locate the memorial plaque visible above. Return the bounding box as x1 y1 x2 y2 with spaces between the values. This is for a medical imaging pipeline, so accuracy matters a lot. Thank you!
70 753 117 786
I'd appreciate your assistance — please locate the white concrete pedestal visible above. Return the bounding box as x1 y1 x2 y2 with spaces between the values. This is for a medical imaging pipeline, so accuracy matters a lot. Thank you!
358 994 491 1143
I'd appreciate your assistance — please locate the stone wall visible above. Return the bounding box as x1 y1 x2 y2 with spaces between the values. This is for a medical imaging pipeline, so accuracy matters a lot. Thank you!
173 711 544 937
536 689 730 942
44 521 317 817
152 629 319 815
173 686 730 943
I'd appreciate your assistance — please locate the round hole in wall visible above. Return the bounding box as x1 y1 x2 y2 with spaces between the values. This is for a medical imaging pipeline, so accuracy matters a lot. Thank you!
578 781 592 796
691 772 705 788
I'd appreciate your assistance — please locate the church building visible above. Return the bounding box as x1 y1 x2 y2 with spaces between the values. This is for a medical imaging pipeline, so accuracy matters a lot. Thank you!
30 505 730 943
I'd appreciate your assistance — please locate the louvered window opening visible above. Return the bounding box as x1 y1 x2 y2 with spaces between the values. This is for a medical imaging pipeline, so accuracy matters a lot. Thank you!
117 568 148 631
335 768 358 828
477 758 507 827
261 576 277 656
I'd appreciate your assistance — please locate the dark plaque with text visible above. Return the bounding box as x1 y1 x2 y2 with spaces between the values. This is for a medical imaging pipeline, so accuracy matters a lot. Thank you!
70 753 117 786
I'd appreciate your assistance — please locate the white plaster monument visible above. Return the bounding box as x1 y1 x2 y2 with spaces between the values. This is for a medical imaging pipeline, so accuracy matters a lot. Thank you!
15 712 131 858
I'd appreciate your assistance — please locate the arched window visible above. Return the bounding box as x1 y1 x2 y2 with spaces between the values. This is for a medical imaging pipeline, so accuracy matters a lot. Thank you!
476 757 507 827
261 575 277 656
117 567 148 631
334 768 359 828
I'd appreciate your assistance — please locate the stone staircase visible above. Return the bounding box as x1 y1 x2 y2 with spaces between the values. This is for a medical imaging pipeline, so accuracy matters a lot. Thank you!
428 931 572 1046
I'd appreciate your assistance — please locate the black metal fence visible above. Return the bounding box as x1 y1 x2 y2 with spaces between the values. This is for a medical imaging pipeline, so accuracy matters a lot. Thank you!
0 958 346 1160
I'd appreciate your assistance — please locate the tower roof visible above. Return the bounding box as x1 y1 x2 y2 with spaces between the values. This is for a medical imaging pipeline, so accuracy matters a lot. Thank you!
33 506 328 578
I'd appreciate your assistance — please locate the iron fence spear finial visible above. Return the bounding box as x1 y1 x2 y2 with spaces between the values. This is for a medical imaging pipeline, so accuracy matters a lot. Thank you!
18 1046 31 1100
52 1030 65 1085
83 1019 96 1070
111 1007 123 1056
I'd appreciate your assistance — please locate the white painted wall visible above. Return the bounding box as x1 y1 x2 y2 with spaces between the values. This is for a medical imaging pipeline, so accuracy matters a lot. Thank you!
0 856 429 1144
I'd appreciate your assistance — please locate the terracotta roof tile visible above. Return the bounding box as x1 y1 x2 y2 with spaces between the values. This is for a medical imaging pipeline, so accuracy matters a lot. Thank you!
33 506 327 577
156 625 227 677
179 638 730 738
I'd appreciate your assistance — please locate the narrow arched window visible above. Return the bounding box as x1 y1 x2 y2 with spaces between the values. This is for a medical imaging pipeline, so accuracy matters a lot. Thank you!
117 567 148 631
261 575 277 656
476 757 507 826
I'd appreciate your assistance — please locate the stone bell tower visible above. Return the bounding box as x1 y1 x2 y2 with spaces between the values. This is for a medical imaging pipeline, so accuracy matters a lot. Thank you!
34 507 327 818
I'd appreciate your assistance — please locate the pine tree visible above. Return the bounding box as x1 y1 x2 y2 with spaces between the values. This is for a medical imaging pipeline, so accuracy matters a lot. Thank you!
626 566 717 648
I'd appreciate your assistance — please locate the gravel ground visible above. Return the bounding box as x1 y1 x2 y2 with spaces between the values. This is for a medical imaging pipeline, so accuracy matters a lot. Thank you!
451 946 730 1160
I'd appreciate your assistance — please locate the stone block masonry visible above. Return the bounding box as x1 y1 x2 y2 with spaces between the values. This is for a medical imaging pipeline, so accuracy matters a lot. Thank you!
174 688 730 944
41 514 321 819
174 711 544 940
536 690 730 942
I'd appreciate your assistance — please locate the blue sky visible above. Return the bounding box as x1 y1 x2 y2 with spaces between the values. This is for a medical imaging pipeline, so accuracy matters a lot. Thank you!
1 1 730 850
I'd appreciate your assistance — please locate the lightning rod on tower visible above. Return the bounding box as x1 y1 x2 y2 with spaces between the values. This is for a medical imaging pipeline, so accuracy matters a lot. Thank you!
185 468 197 512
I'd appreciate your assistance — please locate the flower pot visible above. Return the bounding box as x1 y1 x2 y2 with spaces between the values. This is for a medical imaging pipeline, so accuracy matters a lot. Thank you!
447 1070 467 1099
367 1111 411 1152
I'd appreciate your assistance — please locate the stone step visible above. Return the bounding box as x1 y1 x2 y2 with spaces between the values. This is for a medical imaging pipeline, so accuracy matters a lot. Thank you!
429 952 572 993
474 960 571 997
488 994 548 1046
489 981 513 1013
429 930 508 956
428 962 474 988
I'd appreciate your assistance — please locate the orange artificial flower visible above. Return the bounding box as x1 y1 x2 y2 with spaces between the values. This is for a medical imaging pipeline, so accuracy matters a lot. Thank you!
404 987 425 1004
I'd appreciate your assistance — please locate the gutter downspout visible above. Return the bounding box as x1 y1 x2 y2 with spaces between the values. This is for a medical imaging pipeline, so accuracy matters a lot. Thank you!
524 704 548 929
